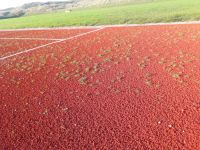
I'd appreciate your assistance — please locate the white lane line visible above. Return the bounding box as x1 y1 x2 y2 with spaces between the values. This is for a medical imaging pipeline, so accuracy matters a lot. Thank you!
0 37 64 41
105 21 200 28
0 27 105 61
0 26 100 32
1 21 200 31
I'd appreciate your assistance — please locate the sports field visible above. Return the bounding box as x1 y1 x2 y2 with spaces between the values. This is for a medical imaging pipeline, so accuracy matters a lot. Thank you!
0 23 200 149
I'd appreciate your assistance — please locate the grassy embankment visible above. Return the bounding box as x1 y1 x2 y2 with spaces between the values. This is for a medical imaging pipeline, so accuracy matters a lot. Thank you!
0 0 200 29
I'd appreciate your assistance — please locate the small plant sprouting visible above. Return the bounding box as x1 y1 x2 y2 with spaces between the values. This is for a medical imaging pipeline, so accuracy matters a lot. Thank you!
78 76 88 85
171 72 182 79
159 58 167 64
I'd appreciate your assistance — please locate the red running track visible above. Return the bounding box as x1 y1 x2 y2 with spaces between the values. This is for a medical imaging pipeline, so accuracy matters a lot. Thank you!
0 25 200 149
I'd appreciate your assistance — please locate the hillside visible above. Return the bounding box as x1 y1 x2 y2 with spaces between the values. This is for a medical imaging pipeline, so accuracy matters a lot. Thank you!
0 0 154 19
0 0 200 29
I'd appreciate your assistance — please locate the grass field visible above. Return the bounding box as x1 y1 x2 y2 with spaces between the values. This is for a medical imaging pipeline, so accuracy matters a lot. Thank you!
0 0 200 29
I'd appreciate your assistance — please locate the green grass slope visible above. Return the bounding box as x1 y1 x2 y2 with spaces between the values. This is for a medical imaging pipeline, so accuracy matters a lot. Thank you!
0 0 200 29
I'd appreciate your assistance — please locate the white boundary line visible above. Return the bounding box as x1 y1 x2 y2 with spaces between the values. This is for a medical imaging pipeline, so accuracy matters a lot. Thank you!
0 37 64 41
0 26 100 32
0 21 199 41
0 21 200 31
105 21 200 28
0 27 105 61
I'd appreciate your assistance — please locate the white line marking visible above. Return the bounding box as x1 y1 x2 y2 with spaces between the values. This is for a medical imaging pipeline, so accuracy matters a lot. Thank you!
0 37 64 41
0 26 100 32
0 27 105 61
1 21 200 31
105 21 200 28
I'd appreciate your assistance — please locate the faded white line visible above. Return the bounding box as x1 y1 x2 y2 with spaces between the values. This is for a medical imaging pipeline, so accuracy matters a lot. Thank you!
1 21 200 31
105 21 200 28
0 37 64 41
0 27 105 61
0 26 100 32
